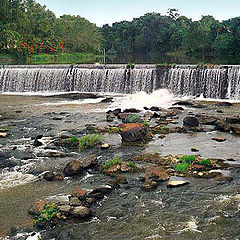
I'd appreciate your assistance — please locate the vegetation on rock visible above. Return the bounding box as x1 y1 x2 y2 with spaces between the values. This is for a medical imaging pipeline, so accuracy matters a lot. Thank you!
78 134 103 151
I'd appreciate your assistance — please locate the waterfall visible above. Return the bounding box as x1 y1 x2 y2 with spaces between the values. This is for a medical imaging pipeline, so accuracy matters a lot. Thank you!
1 64 240 100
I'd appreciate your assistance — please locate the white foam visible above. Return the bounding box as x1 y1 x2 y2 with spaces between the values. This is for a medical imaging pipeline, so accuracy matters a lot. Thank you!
110 89 175 110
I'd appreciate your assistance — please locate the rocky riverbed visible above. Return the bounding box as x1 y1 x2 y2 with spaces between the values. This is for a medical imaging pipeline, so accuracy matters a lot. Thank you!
0 92 240 240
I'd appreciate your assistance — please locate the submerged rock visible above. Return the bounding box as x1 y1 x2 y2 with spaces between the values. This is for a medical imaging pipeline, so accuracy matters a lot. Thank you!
212 137 227 142
123 108 141 113
183 116 199 128
145 165 169 182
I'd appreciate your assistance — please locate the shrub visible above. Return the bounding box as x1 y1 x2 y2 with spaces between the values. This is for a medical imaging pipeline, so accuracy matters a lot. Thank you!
199 159 211 166
37 204 59 223
174 162 190 173
128 114 138 123
102 157 123 171
69 136 79 143
142 120 149 127
107 126 120 134
179 155 196 164
78 134 103 151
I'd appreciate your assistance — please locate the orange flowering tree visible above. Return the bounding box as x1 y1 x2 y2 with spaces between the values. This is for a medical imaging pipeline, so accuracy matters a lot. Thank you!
11 37 64 64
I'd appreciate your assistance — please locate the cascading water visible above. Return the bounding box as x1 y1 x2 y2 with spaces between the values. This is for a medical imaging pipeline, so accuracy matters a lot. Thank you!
1 64 240 99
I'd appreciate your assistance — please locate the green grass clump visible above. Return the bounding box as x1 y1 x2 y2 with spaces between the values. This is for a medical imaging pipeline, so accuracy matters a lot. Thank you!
69 136 79 143
199 159 211 166
128 114 138 123
107 126 120 134
142 120 149 127
102 157 123 171
101 157 136 172
179 155 196 164
37 204 59 223
127 161 136 171
78 134 103 151
174 162 190 173
158 126 170 134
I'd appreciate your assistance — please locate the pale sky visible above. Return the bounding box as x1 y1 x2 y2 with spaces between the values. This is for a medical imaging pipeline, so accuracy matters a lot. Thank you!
37 0 240 26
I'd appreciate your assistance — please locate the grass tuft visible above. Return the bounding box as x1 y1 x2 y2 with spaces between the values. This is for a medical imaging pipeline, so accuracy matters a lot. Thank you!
78 134 103 151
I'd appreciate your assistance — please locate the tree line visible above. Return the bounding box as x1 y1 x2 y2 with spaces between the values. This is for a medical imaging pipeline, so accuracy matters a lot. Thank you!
1 1 240 64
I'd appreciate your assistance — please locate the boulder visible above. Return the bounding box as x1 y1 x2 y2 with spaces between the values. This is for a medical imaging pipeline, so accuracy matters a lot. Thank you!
88 186 113 200
167 180 189 188
101 97 114 103
150 106 162 111
33 139 43 147
0 132 7 138
101 143 110 149
122 116 142 123
59 205 71 214
183 116 199 128
214 120 231 132
43 171 55 181
119 123 151 142
123 108 141 113
173 101 194 106
226 116 240 124
107 108 121 116
106 113 115 122
74 187 87 198
63 159 84 176
212 137 226 142
72 206 91 218
215 102 233 107
145 165 169 182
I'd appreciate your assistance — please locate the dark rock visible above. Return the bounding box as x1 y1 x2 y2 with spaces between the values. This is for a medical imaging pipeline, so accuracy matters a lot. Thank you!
48 92 102 100
52 117 62 120
195 114 218 125
183 116 199 128
119 123 152 142
173 101 194 106
150 106 162 111
54 173 64 181
226 116 240 124
214 120 231 132
101 97 114 103
33 139 43 147
215 102 233 107
152 112 160 118
123 108 141 113
143 107 149 110
43 171 55 181
88 186 112 199
212 137 227 142
145 165 169 182
63 160 84 176
191 148 199 152
106 113 115 122
168 106 184 111
107 108 121 116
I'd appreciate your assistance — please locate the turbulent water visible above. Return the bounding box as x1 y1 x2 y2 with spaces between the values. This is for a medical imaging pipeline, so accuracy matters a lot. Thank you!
1 64 240 99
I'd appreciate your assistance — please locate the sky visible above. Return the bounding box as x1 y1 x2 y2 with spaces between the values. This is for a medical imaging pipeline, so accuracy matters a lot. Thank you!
37 0 240 26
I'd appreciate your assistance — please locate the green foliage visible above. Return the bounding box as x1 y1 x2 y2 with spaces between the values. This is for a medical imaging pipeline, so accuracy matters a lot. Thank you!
142 120 149 127
101 157 136 172
101 157 123 171
199 159 211 166
179 155 196 164
174 155 197 173
174 162 190 173
107 126 120 134
127 161 136 171
78 134 103 151
69 136 79 143
37 204 59 223
157 126 170 134
128 114 138 123
30 52 102 64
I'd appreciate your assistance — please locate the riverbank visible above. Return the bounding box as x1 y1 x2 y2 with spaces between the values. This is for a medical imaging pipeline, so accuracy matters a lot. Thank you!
0 53 103 65
0 92 240 239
